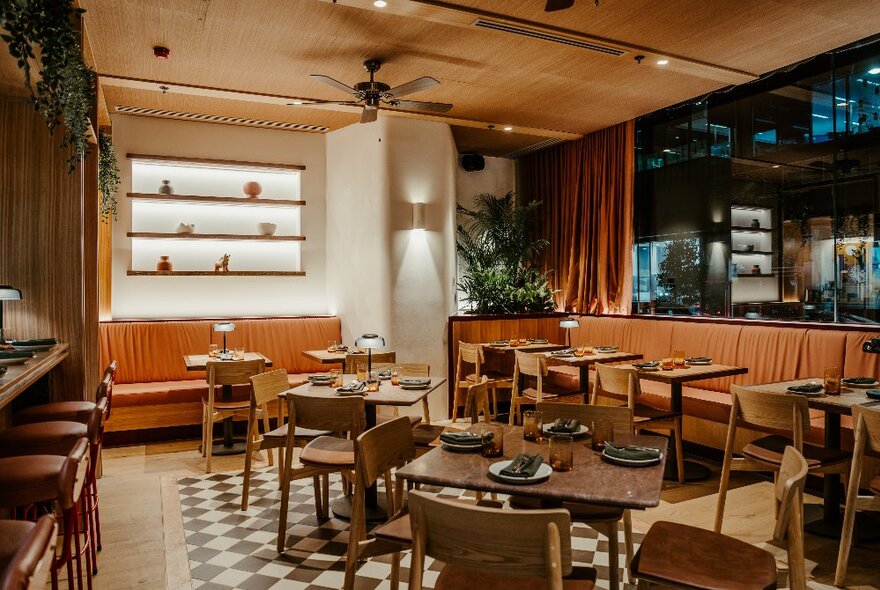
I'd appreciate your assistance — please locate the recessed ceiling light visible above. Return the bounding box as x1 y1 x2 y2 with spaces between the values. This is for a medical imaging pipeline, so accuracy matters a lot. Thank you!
656 59 669 66
503 126 513 132
772 164 780 168
292 100 304 105
373 0 387 6
868 67 880 75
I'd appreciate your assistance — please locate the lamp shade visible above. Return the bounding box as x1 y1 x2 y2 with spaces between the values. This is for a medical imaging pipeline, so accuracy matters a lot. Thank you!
559 318 579 329
212 322 236 333
0 286 22 301
355 333 385 349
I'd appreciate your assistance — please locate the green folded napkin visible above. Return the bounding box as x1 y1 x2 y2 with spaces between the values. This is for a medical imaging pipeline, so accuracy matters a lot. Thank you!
308 374 333 381
377 369 392 378
603 442 661 462
551 349 575 356
0 351 34 359
547 418 580 434
843 377 876 385
400 377 431 386
686 357 712 363
439 431 482 445
11 338 56 346
787 382 823 394
528 338 549 344
500 454 544 478
337 381 365 394
634 361 660 369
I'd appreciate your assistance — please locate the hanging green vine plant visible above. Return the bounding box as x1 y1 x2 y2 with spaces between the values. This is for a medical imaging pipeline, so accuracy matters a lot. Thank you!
0 0 96 170
98 130 119 221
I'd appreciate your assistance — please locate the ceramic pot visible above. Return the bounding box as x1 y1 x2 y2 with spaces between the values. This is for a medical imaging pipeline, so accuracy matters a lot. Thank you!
159 180 174 195
176 223 195 234
257 222 277 236
243 181 262 198
156 256 173 273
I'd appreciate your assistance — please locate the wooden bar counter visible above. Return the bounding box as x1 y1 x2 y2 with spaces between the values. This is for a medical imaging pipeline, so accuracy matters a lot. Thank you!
0 344 70 412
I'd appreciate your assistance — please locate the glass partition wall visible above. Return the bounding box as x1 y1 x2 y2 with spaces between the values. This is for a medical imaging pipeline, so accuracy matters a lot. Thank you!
634 36 880 323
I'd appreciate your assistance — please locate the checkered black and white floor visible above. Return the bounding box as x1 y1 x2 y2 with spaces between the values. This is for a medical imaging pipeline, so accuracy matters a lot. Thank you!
177 469 643 590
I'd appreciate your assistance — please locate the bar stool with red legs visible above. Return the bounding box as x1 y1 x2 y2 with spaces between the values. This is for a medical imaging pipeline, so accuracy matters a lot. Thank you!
0 439 91 590
0 514 58 590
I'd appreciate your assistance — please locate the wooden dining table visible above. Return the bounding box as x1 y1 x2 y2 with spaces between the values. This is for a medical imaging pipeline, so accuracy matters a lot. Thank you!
742 378 880 539
545 349 644 392
294 374 446 521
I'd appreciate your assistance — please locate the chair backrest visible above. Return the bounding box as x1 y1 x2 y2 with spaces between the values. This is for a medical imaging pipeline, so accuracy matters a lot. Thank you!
408 490 573 590
250 369 291 408
730 385 810 449
207 358 265 387
772 446 809 544
345 352 396 373
286 392 365 436
852 405 880 456
537 402 633 438
0 514 57 590
458 342 484 368
464 377 491 424
355 416 416 488
514 350 547 378
593 364 640 407
58 438 90 511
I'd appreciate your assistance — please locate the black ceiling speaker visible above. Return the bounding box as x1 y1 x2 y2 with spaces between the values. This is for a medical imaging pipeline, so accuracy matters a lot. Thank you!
461 153 485 172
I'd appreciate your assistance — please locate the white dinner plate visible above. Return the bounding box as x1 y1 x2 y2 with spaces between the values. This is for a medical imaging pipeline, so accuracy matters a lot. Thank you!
488 459 552 484
601 449 663 467
11 344 53 352
542 424 590 438
687 360 713 366
0 356 33 366
842 379 879 389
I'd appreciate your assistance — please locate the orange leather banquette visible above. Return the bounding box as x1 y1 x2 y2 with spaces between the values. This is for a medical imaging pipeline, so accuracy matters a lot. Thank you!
99 316 341 433
550 315 880 451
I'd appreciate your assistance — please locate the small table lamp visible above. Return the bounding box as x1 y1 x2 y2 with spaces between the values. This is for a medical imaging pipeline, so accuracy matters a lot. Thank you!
559 317 579 348
355 333 385 377
213 322 236 353
0 285 22 342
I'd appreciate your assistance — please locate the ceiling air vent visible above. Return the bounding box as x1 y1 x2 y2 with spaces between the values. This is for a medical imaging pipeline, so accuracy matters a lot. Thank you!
472 18 626 56
113 106 329 133
505 137 567 159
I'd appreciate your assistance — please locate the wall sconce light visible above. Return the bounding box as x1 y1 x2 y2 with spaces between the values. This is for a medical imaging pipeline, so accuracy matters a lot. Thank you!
412 202 426 231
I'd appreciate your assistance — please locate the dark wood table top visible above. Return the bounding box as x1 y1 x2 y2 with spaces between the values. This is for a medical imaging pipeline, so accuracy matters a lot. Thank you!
482 342 567 353
183 352 273 371
396 426 668 509
743 378 880 416
0 344 69 411
615 363 748 384
546 350 643 367
289 375 446 407
301 349 347 364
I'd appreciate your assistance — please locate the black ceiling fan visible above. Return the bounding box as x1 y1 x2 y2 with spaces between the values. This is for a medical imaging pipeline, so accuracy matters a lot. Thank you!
545 0 599 12
292 59 452 123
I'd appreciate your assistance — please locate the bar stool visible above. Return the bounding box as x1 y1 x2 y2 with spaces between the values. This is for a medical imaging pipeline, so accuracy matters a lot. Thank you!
0 439 91 590
0 514 57 590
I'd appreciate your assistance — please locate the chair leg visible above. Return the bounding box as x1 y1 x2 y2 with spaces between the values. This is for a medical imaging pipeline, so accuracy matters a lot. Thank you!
673 417 684 484
277 446 285 488
623 510 634 584
835 462 861 586
312 475 324 517
205 420 214 473
321 474 330 519
390 550 402 590
602 520 620 590
242 418 256 511
261 409 274 466
73 503 84 590
276 444 294 553
787 491 806 590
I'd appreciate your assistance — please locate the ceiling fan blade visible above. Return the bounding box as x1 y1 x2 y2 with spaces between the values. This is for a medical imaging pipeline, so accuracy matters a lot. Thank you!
386 76 440 98
360 107 378 124
287 100 361 106
391 99 453 113
310 74 358 96
545 0 575 11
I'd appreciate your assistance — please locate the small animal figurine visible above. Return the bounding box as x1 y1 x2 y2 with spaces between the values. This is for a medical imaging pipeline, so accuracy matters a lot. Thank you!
214 253 230 273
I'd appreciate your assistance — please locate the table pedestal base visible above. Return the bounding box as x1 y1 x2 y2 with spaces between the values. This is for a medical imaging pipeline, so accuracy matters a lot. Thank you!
211 441 248 456
805 504 880 541
663 458 712 482
330 494 388 522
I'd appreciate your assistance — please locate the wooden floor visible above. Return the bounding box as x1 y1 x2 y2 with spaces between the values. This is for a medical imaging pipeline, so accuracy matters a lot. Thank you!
86 440 880 589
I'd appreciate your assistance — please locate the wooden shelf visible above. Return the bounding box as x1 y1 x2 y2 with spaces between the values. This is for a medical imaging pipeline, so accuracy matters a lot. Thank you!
128 270 306 277
732 250 774 255
127 153 305 171
127 232 305 241
731 226 773 233
731 205 772 212
736 273 775 278
128 193 305 207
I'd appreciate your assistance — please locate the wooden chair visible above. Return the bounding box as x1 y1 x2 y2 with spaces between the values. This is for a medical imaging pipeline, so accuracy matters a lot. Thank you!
202 358 265 473
242 369 331 510
343 416 416 590
452 342 512 421
591 363 685 483
715 385 851 533
344 352 396 374
464 376 492 424
277 392 365 552
372 362 429 428
835 405 880 587
633 446 809 590
510 402 635 590
407 490 597 590
510 350 581 426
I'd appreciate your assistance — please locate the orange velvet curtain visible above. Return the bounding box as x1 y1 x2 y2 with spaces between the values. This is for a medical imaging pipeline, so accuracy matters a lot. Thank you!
520 120 635 315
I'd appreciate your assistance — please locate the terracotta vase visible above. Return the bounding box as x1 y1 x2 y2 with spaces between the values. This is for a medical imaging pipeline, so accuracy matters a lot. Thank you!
243 181 262 198
159 180 174 195
156 255 173 273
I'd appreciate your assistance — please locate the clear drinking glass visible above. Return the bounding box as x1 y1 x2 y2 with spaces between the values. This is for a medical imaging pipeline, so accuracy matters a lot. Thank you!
356 363 368 382
478 423 504 458
549 435 574 472
233 347 245 360
661 357 674 370
591 417 614 451
327 340 337 352
208 343 219 358
523 410 543 442
824 367 841 395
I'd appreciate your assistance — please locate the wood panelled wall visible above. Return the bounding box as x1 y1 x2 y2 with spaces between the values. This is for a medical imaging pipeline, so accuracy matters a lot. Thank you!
0 96 100 403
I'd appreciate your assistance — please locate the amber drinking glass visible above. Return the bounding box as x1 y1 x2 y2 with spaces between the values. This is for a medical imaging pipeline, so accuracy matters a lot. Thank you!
510 335 519 346
327 341 337 352
573 347 585 357
523 410 543 442
824 367 841 396
661 357 674 370
591 417 614 451
390 369 400 386
208 344 219 358
233 347 245 360
356 363 368 382
549 435 574 472
478 423 504 458
673 350 686 368
367 377 380 392
330 369 342 388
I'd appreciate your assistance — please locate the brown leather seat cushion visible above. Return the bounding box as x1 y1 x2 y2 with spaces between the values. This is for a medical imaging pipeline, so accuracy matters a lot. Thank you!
869 475 880 495
631 521 776 590
299 436 355 466
742 435 851 468
412 424 446 447
0 515 55 590
109 374 311 409
0 422 88 459
0 455 69 508
372 512 412 545
0 520 36 571
262 423 331 440
509 496 624 522
14 402 101 444
547 366 580 391
376 414 422 428
435 564 596 590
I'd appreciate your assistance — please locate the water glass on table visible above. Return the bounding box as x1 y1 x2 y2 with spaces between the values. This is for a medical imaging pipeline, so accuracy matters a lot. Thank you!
673 350 686 368
330 369 342 388
390 368 400 386
824 367 841 395
233 347 245 360
591 417 614 451
208 344 219 358
523 410 543 442
356 363 368 382
477 423 504 458
327 341 337 352
549 435 573 472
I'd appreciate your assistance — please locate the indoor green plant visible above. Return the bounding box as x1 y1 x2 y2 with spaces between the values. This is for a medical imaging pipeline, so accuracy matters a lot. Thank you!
98 130 119 221
0 0 95 170
457 192 556 313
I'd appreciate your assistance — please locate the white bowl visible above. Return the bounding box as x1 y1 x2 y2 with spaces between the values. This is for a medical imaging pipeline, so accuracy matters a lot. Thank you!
258 222 277 236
